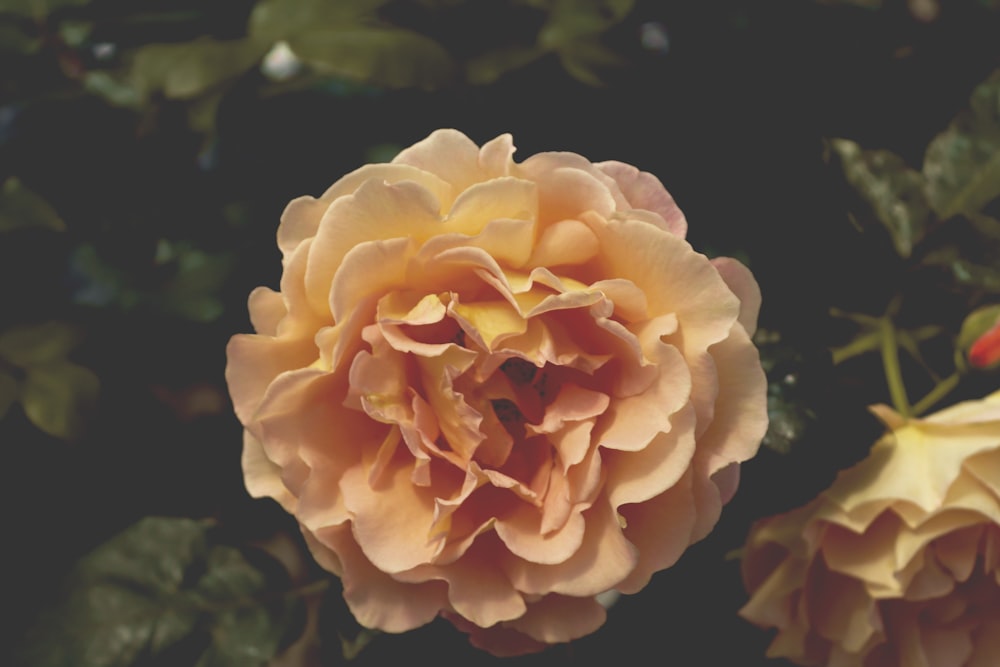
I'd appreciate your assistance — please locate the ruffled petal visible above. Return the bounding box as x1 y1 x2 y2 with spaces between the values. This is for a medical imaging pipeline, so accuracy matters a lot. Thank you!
596 160 687 238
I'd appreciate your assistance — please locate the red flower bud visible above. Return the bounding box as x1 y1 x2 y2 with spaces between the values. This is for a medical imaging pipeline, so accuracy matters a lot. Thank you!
970 319 1000 369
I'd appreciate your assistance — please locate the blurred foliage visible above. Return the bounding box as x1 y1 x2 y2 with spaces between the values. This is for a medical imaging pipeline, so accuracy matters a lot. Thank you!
755 330 823 455
3 0 1000 665
0 0 638 139
0 177 67 232
17 517 307 667
924 69 1000 219
827 67 1000 419
0 321 98 439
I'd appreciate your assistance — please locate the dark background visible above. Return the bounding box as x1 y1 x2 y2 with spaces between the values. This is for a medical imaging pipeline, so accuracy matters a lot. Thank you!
4 0 1000 664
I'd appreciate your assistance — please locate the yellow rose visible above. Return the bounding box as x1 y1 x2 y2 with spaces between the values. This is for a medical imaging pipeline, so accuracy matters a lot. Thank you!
227 129 768 655
741 391 1000 667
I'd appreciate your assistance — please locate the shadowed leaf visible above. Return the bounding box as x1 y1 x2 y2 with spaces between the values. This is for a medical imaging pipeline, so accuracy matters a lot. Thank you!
288 27 455 90
0 321 79 367
159 246 234 322
923 69 1000 219
248 0 389 44
132 37 265 101
0 370 16 420
21 360 99 439
756 332 822 454
467 45 545 85
18 518 303 667
830 138 931 258
541 0 634 44
0 0 89 16
0 178 66 232
558 39 627 86
538 0 634 84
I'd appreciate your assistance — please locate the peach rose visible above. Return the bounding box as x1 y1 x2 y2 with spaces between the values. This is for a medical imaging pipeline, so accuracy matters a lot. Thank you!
741 391 1000 667
226 129 767 655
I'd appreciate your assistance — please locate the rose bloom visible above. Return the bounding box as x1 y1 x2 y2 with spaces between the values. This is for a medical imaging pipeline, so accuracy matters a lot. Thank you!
227 129 767 655
741 391 1000 667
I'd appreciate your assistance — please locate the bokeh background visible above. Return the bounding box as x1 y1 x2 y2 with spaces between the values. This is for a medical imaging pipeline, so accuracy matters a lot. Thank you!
4 0 1000 665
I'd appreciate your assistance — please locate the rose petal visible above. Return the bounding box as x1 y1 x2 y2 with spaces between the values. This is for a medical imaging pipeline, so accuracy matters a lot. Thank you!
504 593 607 644
247 286 286 336
396 536 526 628
310 524 449 632
710 256 762 335
341 461 445 573
527 218 600 268
242 430 296 511
604 402 697 508
307 179 441 316
616 468 697 594
506 496 638 598
225 334 317 425
597 160 687 238
495 499 586 565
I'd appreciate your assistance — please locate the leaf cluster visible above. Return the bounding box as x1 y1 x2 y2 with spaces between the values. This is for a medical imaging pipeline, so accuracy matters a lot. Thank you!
826 68 1000 417
0 320 98 440
1 0 639 138
16 518 309 667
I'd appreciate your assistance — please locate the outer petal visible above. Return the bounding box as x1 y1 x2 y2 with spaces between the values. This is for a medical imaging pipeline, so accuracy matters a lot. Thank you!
310 525 449 633
247 286 286 336
225 334 317 425
504 594 607 644
710 257 762 336
241 430 296 511
617 468 697 594
395 536 527 628
503 496 638 598
695 324 769 475
596 160 687 238
392 129 487 196
309 180 439 318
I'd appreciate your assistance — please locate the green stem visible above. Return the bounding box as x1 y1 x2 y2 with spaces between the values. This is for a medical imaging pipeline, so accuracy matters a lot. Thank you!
879 316 911 418
911 373 961 417
831 330 881 365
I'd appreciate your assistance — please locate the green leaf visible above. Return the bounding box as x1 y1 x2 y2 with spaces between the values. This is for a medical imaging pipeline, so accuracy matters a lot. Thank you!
923 69 1000 219
948 258 1000 292
83 71 143 108
0 321 79 367
541 0 634 45
0 177 66 232
18 517 302 667
288 27 455 90
466 45 545 85
830 138 931 258
0 0 89 17
557 39 626 86
248 0 390 44
132 37 266 101
341 628 380 661
815 0 881 6
757 332 821 455
539 0 634 54
0 19 40 53
159 245 234 322
21 360 99 439
536 0 632 85
0 370 17 420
